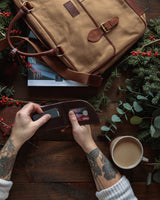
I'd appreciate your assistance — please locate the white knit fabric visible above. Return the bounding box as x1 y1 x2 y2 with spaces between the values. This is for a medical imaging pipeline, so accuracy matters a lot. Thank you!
0 179 13 200
96 176 137 200
0 176 136 200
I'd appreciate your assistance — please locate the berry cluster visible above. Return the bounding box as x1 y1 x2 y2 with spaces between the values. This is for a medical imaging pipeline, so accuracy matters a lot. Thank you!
0 96 26 107
0 117 13 137
20 56 37 74
0 11 11 17
131 50 159 57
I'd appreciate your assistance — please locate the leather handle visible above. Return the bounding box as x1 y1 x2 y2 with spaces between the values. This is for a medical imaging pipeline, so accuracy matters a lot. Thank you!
0 36 103 87
6 6 62 57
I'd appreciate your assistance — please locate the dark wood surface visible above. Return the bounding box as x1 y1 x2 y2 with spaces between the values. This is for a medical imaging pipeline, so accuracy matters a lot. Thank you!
1 0 160 199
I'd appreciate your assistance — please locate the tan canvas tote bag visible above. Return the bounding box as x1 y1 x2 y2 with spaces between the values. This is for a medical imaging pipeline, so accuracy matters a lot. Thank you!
5 0 146 87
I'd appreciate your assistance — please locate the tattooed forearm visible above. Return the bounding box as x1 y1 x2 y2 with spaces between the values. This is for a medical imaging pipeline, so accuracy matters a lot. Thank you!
0 138 17 180
86 148 119 191
100 153 118 180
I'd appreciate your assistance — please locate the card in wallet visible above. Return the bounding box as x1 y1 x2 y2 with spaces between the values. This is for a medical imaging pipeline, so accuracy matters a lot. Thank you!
32 100 100 131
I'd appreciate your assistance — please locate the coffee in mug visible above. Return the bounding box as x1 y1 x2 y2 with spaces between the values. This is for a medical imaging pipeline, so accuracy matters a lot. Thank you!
110 136 148 169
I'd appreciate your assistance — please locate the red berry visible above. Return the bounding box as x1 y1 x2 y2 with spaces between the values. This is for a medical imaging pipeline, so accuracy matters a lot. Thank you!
0 118 4 122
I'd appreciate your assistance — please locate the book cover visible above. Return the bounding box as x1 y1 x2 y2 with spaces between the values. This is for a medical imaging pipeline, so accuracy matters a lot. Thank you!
27 32 87 87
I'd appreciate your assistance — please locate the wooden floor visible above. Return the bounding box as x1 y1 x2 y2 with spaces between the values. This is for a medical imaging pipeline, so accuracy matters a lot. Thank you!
1 0 160 199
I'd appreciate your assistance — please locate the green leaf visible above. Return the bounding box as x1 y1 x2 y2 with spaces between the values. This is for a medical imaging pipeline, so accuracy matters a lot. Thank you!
150 125 160 138
153 170 160 183
123 103 132 111
149 92 154 97
133 101 143 112
125 114 128 121
101 126 110 132
154 129 160 138
152 109 160 118
154 116 160 129
150 125 156 137
111 123 117 130
146 172 152 185
137 95 148 100
130 116 143 125
0 86 7 93
126 86 132 92
111 114 121 122
110 128 115 133
116 107 125 115
104 134 111 142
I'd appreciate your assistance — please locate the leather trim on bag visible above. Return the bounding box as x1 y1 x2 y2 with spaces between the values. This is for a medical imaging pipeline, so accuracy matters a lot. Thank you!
125 0 144 16
64 1 80 18
89 17 147 74
76 0 116 53
29 13 77 71
88 17 119 42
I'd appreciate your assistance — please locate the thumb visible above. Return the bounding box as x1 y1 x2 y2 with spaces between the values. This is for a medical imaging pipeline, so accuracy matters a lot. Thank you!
69 111 80 129
34 114 51 128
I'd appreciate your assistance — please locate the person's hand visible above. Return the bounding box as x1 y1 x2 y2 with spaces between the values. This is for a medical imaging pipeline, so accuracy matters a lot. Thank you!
10 102 51 149
69 111 97 153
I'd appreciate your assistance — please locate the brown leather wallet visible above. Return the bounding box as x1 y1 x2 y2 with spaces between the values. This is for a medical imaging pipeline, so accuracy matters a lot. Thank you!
32 100 100 130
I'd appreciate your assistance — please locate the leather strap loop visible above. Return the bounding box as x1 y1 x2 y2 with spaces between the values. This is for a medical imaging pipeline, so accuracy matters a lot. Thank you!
6 6 62 57
0 36 103 87
88 16 119 42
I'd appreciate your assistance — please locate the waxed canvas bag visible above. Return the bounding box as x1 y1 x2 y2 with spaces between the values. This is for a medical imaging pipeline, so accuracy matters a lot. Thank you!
6 0 146 87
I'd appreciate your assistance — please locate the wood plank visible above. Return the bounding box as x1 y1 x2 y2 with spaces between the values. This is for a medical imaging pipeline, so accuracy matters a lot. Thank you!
135 0 160 19
8 182 160 200
8 183 97 200
11 141 155 183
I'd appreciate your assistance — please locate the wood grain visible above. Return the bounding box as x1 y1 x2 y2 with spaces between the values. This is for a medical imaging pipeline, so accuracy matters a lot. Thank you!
8 182 160 200
1 0 160 199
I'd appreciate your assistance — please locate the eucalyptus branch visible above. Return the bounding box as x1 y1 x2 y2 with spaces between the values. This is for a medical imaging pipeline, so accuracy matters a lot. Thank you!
145 163 160 167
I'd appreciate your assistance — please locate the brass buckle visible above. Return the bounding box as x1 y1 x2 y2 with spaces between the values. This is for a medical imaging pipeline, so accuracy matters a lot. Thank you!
100 23 109 34
22 1 33 12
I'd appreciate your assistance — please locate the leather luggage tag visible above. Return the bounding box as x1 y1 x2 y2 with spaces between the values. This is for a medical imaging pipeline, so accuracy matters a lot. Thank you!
32 100 100 131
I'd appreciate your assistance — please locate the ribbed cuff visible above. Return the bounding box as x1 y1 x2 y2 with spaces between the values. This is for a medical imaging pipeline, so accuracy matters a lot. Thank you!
0 179 13 200
96 176 137 200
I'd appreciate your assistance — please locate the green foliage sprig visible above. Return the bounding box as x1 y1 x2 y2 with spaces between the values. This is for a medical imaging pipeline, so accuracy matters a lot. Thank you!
91 17 160 185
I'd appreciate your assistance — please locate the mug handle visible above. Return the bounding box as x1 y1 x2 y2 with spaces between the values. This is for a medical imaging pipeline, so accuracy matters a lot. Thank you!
142 156 149 162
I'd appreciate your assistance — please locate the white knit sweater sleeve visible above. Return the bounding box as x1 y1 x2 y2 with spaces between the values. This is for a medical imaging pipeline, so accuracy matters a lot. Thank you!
96 176 137 200
0 179 13 200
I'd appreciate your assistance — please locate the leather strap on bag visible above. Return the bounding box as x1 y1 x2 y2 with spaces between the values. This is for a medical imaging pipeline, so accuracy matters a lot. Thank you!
6 3 63 57
88 17 119 42
0 37 103 87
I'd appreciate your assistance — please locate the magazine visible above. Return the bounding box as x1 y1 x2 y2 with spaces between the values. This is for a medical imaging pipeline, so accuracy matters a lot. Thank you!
27 32 87 87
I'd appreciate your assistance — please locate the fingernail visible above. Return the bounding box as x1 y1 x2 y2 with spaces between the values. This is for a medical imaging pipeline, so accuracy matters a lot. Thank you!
47 114 51 119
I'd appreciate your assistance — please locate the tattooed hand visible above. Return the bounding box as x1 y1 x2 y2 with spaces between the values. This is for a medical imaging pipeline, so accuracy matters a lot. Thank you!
10 102 51 148
69 111 97 153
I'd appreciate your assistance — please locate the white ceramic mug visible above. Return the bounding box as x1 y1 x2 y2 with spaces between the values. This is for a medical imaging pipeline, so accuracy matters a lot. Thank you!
110 136 149 169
